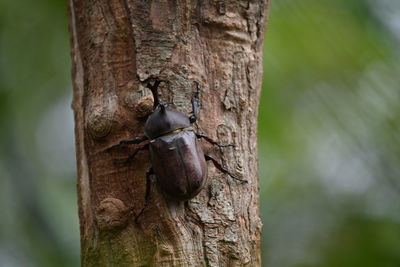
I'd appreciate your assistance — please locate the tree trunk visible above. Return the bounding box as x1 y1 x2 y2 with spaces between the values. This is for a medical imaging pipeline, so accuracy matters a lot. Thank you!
68 0 269 266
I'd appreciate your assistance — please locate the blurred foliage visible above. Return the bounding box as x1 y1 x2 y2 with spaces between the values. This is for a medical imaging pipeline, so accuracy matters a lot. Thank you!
0 0 78 266
0 0 399 266
260 0 400 266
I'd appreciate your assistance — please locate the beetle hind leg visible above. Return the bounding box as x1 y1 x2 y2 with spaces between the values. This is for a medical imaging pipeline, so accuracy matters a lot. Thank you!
135 167 154 223
205 155 247 183
196 133 236 148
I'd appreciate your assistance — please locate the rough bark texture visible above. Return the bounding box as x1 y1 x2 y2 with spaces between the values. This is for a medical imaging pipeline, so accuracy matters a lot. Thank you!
68 1 269 266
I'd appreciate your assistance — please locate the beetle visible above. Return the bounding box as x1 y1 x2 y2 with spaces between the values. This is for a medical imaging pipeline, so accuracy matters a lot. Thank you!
109 78 245 201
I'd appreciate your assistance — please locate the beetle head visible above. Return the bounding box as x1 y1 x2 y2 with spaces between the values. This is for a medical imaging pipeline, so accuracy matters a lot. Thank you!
144 105 191 140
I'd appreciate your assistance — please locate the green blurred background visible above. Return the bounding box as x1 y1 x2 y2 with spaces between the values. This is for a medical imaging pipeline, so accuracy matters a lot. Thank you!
1 0 399 266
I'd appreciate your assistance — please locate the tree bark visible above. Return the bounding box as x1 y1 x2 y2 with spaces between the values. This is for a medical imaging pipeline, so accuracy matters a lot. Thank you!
68 0 269 266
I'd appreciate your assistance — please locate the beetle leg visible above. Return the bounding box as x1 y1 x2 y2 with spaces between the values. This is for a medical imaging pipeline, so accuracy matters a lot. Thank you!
205 155 247 183
119 136 148 145
189 81 200 123
135 168 154 223
196 133 236 148
113 143 149 165
108 135 148 150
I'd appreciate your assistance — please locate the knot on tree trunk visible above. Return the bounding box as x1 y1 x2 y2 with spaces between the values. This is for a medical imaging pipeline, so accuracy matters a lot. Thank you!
95 198 130 231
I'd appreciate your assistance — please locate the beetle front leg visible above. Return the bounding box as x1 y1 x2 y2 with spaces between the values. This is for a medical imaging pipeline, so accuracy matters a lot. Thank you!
108 135 148 150
114 143 149 165
196 133 236 148
205 155 247 183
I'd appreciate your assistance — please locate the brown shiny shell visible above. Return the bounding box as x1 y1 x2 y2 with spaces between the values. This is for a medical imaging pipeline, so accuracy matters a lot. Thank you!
149 130 208 200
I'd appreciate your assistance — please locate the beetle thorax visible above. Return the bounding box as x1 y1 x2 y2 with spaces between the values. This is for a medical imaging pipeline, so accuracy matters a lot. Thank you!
144 106 191 140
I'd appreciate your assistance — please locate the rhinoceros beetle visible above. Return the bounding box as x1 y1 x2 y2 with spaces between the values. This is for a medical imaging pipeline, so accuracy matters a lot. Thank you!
110 78 245 201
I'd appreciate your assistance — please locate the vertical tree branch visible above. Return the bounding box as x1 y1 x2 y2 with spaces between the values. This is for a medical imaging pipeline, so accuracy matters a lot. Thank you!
68 0 269 266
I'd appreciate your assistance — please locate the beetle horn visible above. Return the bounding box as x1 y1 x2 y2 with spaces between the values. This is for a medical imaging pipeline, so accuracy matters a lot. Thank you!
146 78 162 109
160 103 166 112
